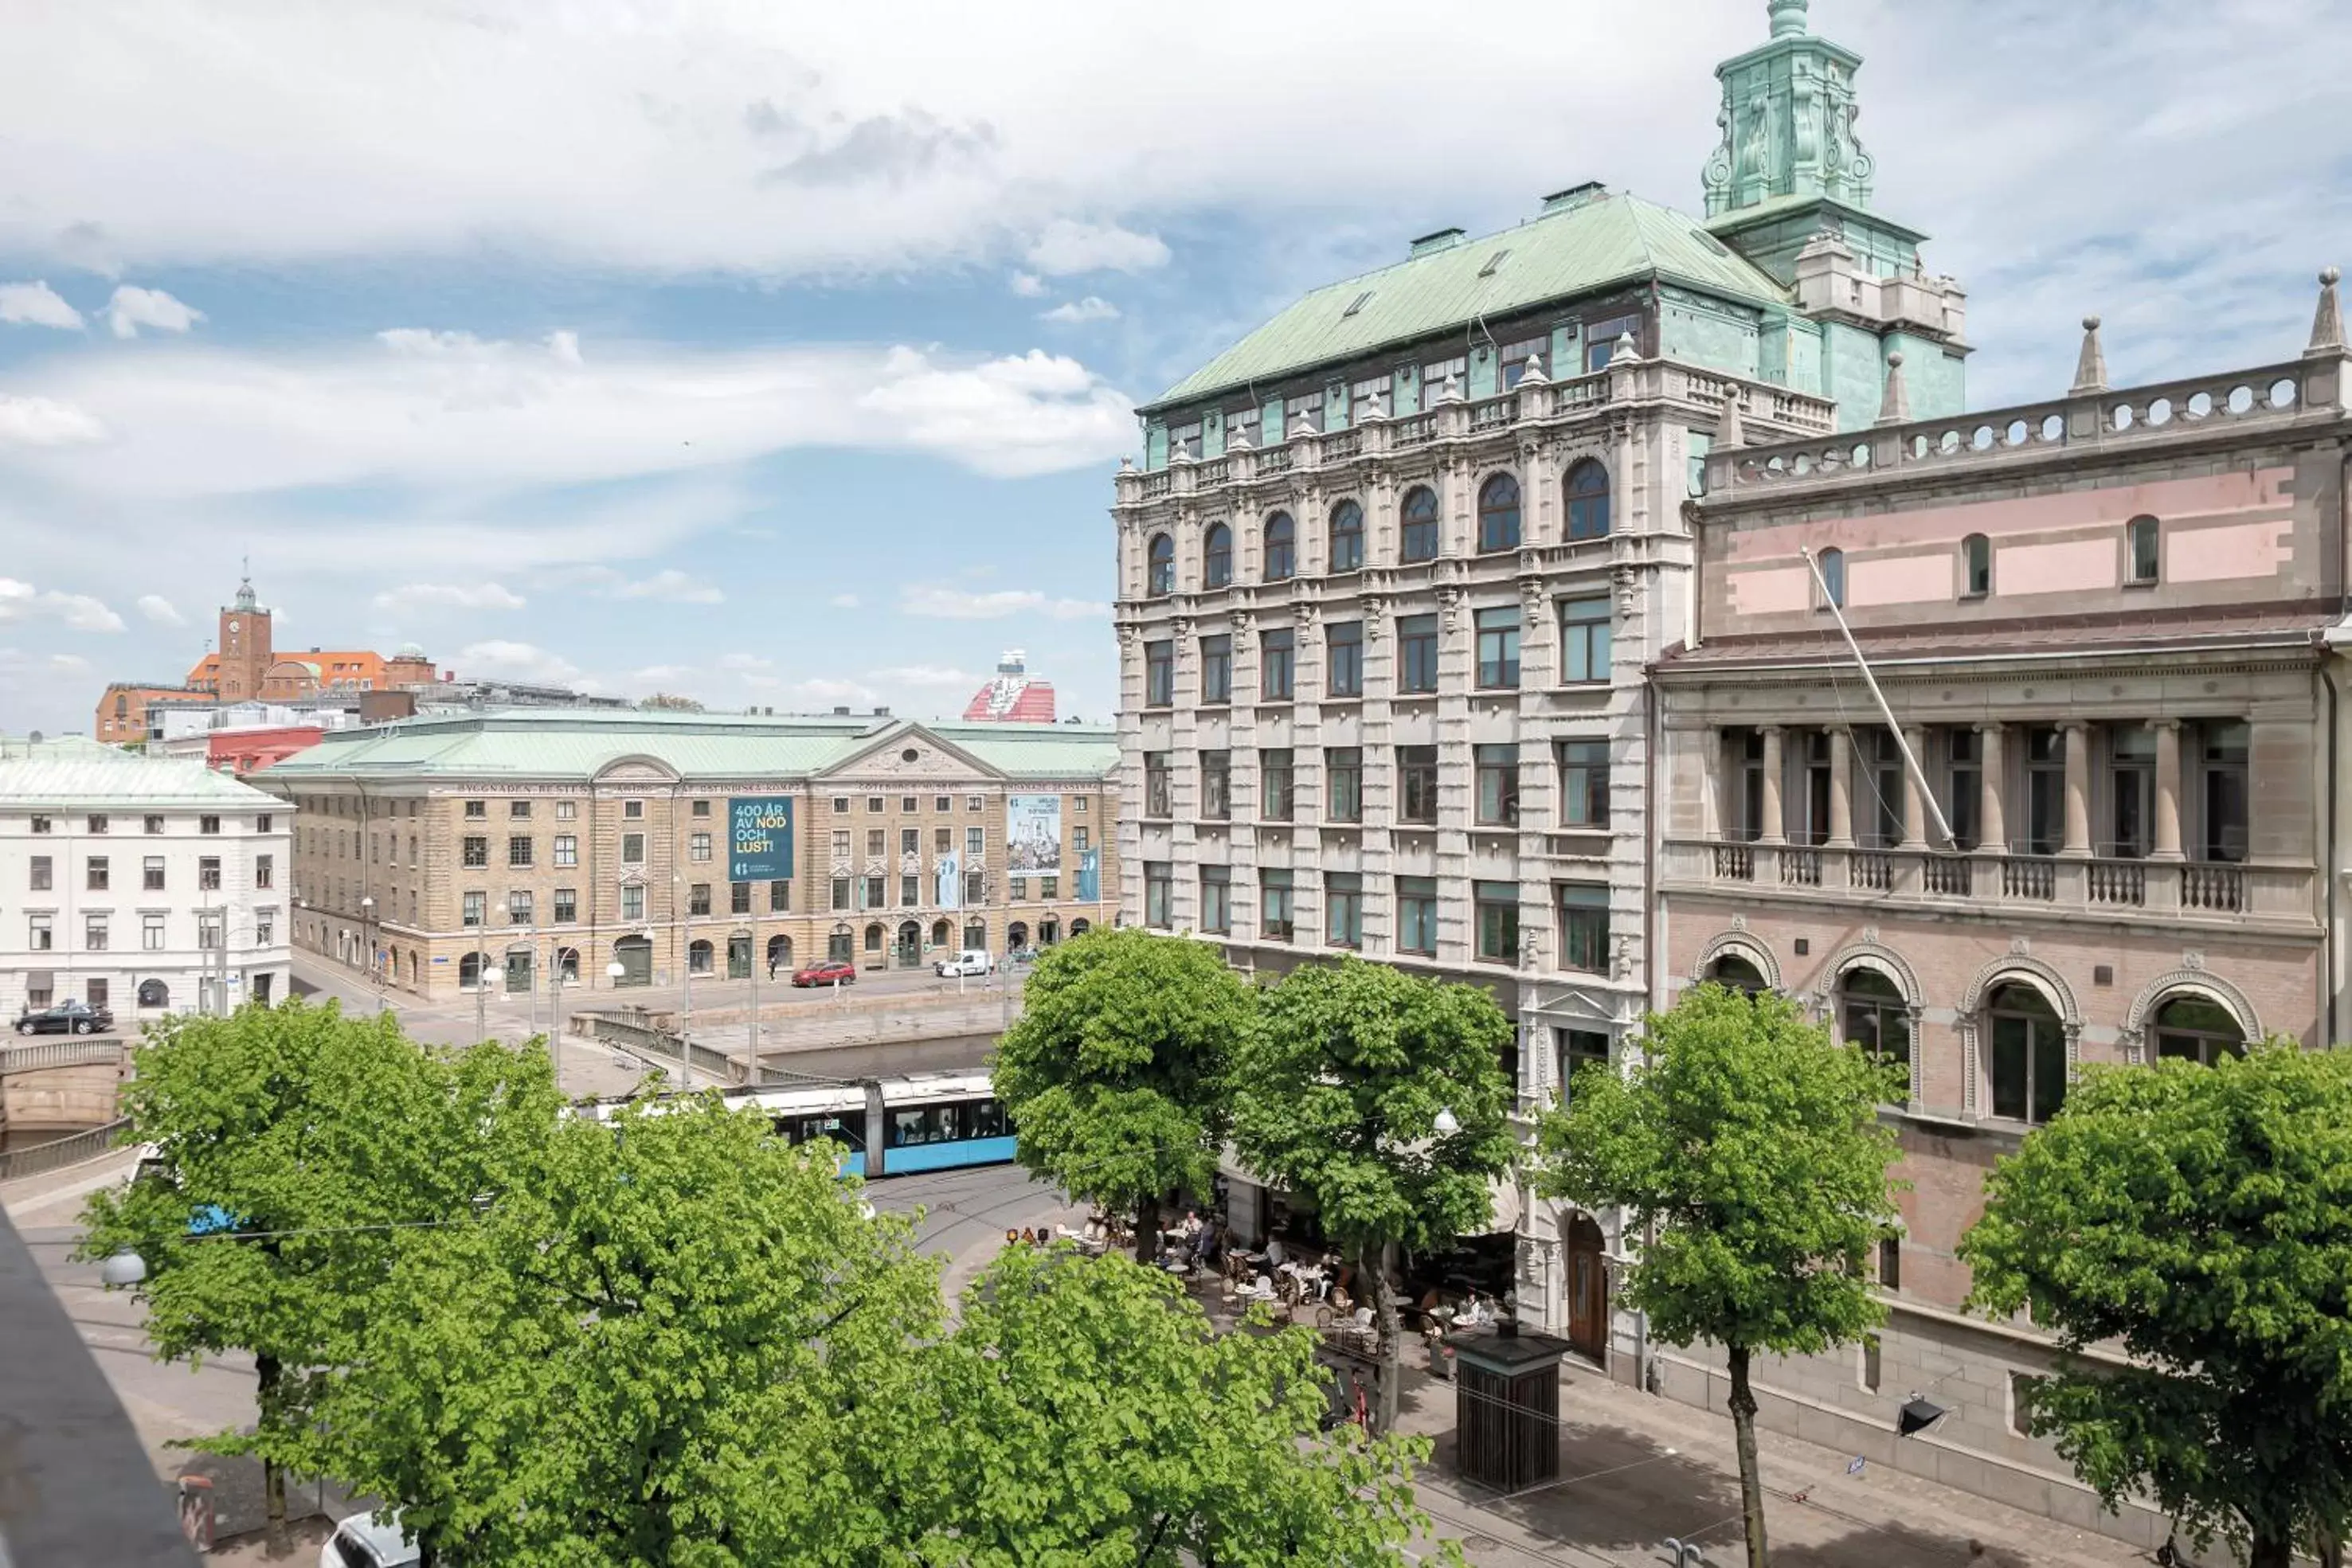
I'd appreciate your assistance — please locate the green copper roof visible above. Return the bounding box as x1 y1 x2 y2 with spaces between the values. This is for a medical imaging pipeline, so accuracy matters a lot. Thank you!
257 709 1116 785
1147 191 1792 413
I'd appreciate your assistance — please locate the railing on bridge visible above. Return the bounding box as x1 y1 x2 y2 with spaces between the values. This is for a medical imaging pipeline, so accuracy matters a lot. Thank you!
0 1119 132 1183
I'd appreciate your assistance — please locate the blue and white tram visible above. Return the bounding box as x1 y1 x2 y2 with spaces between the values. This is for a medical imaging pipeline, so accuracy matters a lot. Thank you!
741 1072 1016 1179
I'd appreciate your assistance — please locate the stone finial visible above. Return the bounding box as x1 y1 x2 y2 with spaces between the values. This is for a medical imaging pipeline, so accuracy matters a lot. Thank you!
2307 267 2345 356
1356 391 1387 422
1118 455 1134 472
1767 0 1809 38
1516 350 1548 386
1438 372 1465 404
2071 315 2109 394
1289 409 1317 440
1716 388 1747 450
1610 330 1641 366
1874 350 1910 427
1227 421 1251 452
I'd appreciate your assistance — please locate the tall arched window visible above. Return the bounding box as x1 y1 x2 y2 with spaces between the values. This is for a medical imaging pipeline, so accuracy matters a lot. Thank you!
1329 500 1364 573
2153 995 2244 1066
1818 547 1846 608
1961 534 1991 597
929 918 952 948
863 922 884 954
1565 460 1611 540
459 952 485 990
766 934 792 974
1203 522 1233 588
1263 513 1296 581
1840 968 1911 1077
1400 486 1440 563
688 938 714 975
1708 954 1767 995
2126 514 2160 584
1988 983 2065 1124
1477 474 1521 553
1146 534 1175 596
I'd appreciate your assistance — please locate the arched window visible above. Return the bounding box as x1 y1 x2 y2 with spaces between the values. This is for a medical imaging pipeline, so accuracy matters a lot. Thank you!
1008 920 1030 950
688 938 714 975
1961 534 1990 597
1146 533 1175 596
1039 917 1061 946
1329 501 1364 573
1070 917 1092 936
137 978 170 1009
1708 954 1767 995
1477 474 1521 553
1203 522 1233 588
962 919 987 952
1840 968 1911 1077
766 934 792 974
2153 995 2245 1066
556 946 580 983
829 924 855 962
930 918 952 948
1565 460 1611 540
1988 983 2066 1124
896 921 922 964
1400 486 1440 563
1818 547 1846 608
459 952 484 990
1263 513 1296 581
612 935 652 987
2126 514 2160 584
863 922 884 954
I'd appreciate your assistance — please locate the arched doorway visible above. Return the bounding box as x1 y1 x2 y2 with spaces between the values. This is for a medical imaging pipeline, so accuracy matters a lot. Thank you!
768 934 792 976
1070 917 1091 937
1708 954 1767 995
556 947 580 984
962 920 986 952
895 921 922 968
2153 995 2245 1066
1007 921 1029 952
137 978 170 1010
1038 916 1060 946
929 918 951 949
503 947 534 995
726 933 752 980
1988 983 2066 1124
688 939 714 976
1563 1211 1609 1365
459 952 486 991
612 935 652 987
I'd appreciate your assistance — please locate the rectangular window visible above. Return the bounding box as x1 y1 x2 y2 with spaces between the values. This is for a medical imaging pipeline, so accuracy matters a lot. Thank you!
867 829 886 857
1260 749 1294 821
1397 614 1439 694
1558 740 1609 827
555 800 576 819
2024 727 2065 856
254 911 273 948
1557 1028 1610 1104
28 913 51 952
554 834 578 866
624 800 644 819
1145 862 1173 929
621 833 646 865
689 883 711 916
1145 639 1175 707
1474 606 1520 689
864 872 887 909
1585 314 1640 372
81 856 108 892
1878 1237 1902 1292
969 795 986 811
1325 872 1363 948
621 885 645 921
1559 883 1610 973
690 799 710 818
902 874 920 907
1260 628 1295 701
1259 869 1294 941
508 890 534 925
554 888 577 923
1325 748 1363 823
2201 720 2249 862
29 815 47 834
2127 515 2159 584
769 879 789 913
508 835 534 868
197 857 219 892
85 914 109 952
463 835 489 868
1199 866 1231 933
143 913 166 952
1040 874 1059 900
689 831 712 862
1944 729 1982 851
1473 881 1517 962
1326 620 1364 698
935 796 951 813
1499 336 1546 389
1200 634 1232 704
1395 877 1438 956
934 827 952 853
1421 354 1467 398
966 827 984 858
511 800 533 819
1009 874 1028 901
965 869 985 905
462 891 486 928
85 814 108 835
1201 750 1231 819
1074 827 1089 852
465 800 487 819
901 828 919 855
1399 745 1439 824
1475 745 1520 826
1560 596 1613 683
28 856 49 891
731 882 752 915
256 854 273 890
143 814 164 835
196 913 225 952
832 876 854 912
902 796 918 814
1145 752 1172 819
832 829 851 858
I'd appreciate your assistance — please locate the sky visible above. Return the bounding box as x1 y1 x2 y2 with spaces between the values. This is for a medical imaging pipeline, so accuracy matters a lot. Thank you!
0 0 2345 733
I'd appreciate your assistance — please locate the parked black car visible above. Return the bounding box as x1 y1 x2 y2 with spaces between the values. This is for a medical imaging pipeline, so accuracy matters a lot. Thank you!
14 1000 114 1036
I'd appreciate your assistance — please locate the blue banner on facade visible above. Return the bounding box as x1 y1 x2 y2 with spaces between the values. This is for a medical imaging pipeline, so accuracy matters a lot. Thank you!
728 796 795 882
1075 847 1100 902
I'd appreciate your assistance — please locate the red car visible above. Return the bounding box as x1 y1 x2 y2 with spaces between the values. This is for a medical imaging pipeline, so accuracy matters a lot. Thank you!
791 960 857 987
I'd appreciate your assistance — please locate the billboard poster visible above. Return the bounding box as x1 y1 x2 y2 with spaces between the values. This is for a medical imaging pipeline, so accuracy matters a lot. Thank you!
728 797 795 882
1006 794 1063 875
935 850 961 909
1074 847 1100 902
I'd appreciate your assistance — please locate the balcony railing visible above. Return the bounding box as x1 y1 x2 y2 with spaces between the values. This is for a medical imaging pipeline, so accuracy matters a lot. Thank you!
1662 840 2304 925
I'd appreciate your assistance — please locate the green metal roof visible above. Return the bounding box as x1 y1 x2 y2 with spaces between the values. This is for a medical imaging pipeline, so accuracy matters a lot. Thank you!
1147 190 1793 413
257 710 1116 785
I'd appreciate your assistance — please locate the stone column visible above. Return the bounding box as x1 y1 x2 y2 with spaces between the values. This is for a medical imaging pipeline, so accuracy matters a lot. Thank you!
1900 725 1930 849
1827 726 1855 848
2060 721 2092 856
1978 722 2007 854
1759 726 1786 844
2150 718 2184 859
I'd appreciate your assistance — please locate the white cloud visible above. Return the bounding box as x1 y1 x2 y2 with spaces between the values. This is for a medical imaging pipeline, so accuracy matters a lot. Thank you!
453 639 580 685
0 578 124 632
1039 295 1119 324
867 664 976 688
135 592 183 626
900 584 1106 621
371 581 526 612
0 394 104 447
105 285 203 338
611 569 722 605
792 676 879 707
632 663 698 686
0 281 81 330
829 592 861 609
1023 220 1168 276
1008 272 1044 298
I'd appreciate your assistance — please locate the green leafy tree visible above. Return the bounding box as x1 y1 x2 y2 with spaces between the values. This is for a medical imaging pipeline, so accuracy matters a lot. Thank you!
78 1001 558 1554
868 1245 1462 1566
307 1093 943 1566
1534 983 1903 1568
1230 957 1516 1437
1959 1042 2352 1568
993 926 1254 1261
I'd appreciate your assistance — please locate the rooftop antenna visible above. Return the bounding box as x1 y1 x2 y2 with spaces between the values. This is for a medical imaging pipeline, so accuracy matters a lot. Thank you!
1797 547 1956 848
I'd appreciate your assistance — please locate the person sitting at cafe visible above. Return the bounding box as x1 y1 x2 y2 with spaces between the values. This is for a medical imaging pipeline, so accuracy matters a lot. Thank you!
1264 1235 1287 1269
1194 1223 1224 1271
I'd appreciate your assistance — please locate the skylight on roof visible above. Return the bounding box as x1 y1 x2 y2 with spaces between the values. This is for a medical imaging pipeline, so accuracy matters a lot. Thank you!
1478 249 1511 278
1342 290 1374 318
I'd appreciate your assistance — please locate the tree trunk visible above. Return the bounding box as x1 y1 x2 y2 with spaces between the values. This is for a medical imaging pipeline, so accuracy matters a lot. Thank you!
1376 1238 1402 1438
1724 1344 1770 1568
1134 1192 1159 1265
256 1353 287 1558
2250 1532 2292 1568
2316 1519 2343 1568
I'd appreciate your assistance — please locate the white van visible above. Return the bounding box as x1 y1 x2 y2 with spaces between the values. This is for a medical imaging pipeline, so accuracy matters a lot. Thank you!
933 949 995 978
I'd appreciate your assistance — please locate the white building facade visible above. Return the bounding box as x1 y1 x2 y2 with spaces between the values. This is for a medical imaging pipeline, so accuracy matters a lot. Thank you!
0 740 292 1023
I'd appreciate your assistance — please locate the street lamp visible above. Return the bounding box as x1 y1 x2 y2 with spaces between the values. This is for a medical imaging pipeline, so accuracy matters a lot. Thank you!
359 896 382 1013
741 922 761 1076
1434 1107 1461 1136
100 1249 147 1288
475 900 505 1043
672 876 694 1095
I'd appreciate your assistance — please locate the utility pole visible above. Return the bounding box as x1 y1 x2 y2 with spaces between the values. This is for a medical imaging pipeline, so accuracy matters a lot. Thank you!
1798 547 1956 848
746 916 760 1079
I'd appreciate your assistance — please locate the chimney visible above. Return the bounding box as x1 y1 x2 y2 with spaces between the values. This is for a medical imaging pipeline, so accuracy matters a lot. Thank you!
1409 227 1466 258
1540 182 1606 214
873 706 891 718
833 705 851 716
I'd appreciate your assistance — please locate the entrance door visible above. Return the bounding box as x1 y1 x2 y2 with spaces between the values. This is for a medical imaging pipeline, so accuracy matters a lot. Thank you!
613 936 652 987
504 949 534 995
727 934 752 980
895 921 922 968
1564 1212 1608 1365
